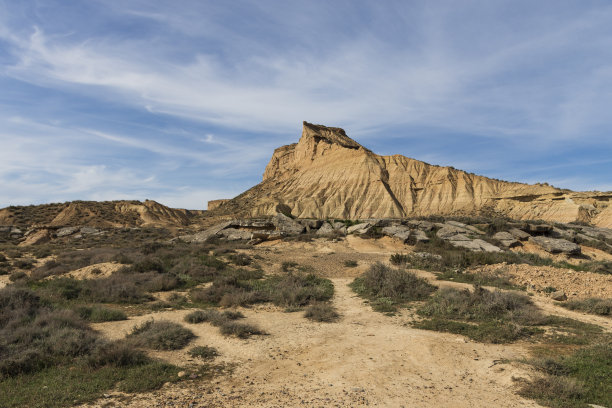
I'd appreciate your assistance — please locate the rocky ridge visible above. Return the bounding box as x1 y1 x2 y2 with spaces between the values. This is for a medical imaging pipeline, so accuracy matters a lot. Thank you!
209 122 611 227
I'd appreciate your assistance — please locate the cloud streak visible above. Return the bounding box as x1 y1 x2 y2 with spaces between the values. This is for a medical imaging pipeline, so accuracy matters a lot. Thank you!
0 0 611 208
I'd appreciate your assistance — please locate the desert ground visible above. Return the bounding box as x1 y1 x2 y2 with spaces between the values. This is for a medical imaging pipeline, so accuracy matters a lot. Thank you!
64 236 609 408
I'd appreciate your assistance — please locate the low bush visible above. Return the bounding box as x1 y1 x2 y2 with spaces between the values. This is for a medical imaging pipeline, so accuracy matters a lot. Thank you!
390 253 409 265
88 340 149 368
184 308 262 338
228 253 251 266
350 262 436 312
13 258 35 270
344 260 358 268
561 298 611 316
76 306 127 322
8 271 27 282
128 320 195 350
218 321 265 338
189 346 218 360
411 285 603 343
304 302 340 322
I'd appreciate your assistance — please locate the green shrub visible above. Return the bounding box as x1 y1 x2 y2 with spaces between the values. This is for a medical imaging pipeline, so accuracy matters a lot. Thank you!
351 262 436 312
519 342 611 408
128 320 195 350
390 253 409 265
8 271 27 282
13 258 35 270
561 298 611 316
228 253 251 266
189 346 218 360
76 306 127 322
344 260 358 268
88 340 149 368
304 302 340 322
218 321 265 338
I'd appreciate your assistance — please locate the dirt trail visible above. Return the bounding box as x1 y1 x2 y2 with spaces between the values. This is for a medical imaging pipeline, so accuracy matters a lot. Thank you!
88 278 541 408
82 237 612 408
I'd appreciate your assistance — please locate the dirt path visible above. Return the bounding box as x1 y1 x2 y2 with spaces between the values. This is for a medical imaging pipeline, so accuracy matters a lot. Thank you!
87 279 541 408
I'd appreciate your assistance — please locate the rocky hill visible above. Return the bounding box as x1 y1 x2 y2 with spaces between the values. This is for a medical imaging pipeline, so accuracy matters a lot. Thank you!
209 122 612 227
0 200 202 229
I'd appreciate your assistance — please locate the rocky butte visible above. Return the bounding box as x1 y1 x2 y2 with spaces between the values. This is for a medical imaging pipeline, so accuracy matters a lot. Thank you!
208 121 612 227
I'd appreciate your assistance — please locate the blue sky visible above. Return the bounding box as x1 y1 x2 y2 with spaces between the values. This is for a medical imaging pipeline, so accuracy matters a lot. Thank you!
0 0 611 209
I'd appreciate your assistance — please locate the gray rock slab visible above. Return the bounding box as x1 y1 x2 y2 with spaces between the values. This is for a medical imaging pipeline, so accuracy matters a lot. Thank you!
529 236 581 255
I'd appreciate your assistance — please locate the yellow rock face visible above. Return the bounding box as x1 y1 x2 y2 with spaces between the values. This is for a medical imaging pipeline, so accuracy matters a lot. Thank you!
210 122 612 226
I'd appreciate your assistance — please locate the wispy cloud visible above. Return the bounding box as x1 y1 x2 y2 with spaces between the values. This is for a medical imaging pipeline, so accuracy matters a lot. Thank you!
0 0 611 207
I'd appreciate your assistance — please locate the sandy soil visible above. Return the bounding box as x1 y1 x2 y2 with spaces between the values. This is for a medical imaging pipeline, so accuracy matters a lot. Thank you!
65 262 123 280
469 263 612 300
0 275 9 289
87 278 542 408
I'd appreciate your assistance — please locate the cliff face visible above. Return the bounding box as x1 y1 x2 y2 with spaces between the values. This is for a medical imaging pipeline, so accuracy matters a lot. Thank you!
209 122 611 226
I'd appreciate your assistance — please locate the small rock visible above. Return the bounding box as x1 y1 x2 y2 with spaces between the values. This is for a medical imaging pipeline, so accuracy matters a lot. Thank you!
551 291 567 301
178 371 187 378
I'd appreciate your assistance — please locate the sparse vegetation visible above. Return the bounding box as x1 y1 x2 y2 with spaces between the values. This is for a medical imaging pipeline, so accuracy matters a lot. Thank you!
184 309 263 338
344 260 358 267
436 269 524 291
189 346 219 360
128 320 195 350
351 262 436 313
414 286 545 343
76 305 127 322
304 302 340 322
519 342 611 408
0 286 185 407
560 298 611 316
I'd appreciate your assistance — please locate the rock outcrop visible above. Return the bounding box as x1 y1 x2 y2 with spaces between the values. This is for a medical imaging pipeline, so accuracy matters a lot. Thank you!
209 122 611 226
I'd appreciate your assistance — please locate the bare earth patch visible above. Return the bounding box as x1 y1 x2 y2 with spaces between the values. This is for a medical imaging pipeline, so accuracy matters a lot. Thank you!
83 279 540 408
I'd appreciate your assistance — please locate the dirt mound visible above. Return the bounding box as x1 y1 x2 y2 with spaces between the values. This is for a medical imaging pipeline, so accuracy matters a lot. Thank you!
209 122 611 226
470 263 612 299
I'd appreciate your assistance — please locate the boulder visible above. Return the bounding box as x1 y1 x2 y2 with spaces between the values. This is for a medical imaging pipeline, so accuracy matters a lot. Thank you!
217 228 253 241
252 230 285 241
492 231 520 248
178 221 233 243
19 229 51 246
508 228 530 241
298 219 323 231
80 226 100 235
332 222 346 230
436 226 470 240
522 223 553 234
449 238 501 252
382 225 411 237
551 227 575 240
550 291 567 301
272 213 304 235
231 219 275 229
365 219 392 227
405 220 435 231
56 226 80 237
347 222 372 234
411 229 430 243
316 222 335 235
529 236 581 255
445 221 485 234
